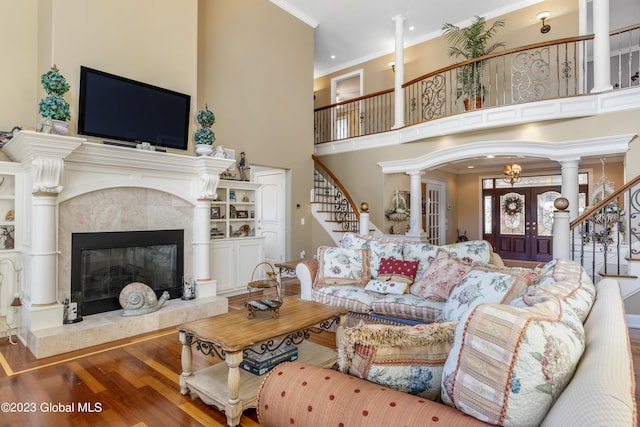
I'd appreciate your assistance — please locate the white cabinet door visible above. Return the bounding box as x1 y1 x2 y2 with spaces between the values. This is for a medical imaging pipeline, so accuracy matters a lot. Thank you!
236 239 265 289
211 240 234 293
211 238 264 295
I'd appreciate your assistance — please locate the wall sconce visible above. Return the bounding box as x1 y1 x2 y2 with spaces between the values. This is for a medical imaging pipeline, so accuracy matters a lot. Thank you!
503 163 523 186
388 61 395 72
536 11 551 34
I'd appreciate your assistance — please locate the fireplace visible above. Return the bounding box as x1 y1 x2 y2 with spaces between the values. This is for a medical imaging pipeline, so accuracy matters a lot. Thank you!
71 229 184 316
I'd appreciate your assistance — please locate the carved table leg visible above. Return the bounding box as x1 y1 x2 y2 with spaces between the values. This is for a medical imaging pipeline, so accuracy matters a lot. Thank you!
179 331 193 395
225 350 244 427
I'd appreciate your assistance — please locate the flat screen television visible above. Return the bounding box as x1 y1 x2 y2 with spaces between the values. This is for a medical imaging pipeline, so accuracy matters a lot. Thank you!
78 66 191 150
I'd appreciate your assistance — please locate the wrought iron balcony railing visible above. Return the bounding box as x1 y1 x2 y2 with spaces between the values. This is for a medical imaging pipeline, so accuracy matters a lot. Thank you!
314 24 640 145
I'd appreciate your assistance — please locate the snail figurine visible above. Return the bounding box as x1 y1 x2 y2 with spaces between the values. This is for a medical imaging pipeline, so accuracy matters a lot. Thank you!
119 282 170 317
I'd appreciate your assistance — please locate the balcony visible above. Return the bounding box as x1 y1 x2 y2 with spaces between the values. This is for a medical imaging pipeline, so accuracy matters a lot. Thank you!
314 25 640 155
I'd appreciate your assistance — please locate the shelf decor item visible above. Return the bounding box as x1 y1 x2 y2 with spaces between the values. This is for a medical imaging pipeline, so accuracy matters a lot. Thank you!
38 65 71 134
245 262 282 319
194 104 216 156
441 16 506 110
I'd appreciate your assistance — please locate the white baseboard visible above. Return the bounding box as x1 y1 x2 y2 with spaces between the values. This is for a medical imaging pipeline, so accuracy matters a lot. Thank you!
626 314 640 329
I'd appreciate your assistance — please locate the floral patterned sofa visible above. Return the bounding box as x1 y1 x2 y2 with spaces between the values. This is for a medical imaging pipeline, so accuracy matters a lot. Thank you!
296 232 509 326
257 260 637 426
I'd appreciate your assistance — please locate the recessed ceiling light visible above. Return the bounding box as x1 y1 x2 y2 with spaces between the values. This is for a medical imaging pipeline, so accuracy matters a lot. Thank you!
467 165 475 169
409 26 415 31
486 155 495 158
331 55 336 59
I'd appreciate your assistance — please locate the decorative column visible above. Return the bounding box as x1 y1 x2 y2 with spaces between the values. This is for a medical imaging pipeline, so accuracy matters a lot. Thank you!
552 198 571 260
193 173 220 297
406 171 424 238
28 158 66 330
359 202 370 236
591 0 612 93
391 15 405 129
560 160 580 221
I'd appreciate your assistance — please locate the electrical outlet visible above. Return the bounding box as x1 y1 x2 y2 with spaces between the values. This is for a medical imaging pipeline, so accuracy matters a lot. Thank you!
301 218 305 225
300 250 306 259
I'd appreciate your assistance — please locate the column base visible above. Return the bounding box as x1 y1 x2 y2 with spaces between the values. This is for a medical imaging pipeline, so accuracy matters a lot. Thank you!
196 279 217 298
22 303 64 332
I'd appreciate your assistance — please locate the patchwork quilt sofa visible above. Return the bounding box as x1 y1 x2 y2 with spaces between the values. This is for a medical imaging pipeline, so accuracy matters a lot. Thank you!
258 241 637 426
296 232 509 325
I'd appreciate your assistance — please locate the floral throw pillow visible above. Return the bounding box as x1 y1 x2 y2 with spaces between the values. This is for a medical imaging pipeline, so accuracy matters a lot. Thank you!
440 264 535 322
410 249 473 301
441 295 585 426
339 322 458 401
315 246 371 288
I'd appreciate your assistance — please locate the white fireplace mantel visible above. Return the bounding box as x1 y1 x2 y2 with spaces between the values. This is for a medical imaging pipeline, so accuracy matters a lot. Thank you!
2 131 235 352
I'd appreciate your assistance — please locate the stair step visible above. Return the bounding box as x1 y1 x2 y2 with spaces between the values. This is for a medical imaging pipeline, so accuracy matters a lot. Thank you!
598 264 638 279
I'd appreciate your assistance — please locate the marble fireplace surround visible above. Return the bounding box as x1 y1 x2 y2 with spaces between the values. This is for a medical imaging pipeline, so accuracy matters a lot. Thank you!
3 131 235 358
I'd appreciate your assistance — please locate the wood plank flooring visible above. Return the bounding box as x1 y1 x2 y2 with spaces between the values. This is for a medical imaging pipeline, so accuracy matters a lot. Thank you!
1 277 638 426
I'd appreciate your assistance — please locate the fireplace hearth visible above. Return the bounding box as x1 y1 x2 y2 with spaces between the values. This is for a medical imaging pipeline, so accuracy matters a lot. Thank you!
71 229 184 316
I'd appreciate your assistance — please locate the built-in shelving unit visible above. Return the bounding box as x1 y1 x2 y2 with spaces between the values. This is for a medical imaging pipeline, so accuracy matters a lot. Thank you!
0 173 16 251
210 180 265 295
210 180 260 240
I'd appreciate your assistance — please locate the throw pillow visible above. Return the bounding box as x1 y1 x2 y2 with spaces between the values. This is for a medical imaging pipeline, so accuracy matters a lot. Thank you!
441 295 585 427
338 321 458 401
364 279 409 294
314 246 371 288
440 264 536 322
377 257 420 282
410 249 473 301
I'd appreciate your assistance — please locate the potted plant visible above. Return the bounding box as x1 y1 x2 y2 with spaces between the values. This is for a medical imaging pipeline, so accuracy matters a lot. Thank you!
194 105 216 156
38 65 71 134
441 16 505 110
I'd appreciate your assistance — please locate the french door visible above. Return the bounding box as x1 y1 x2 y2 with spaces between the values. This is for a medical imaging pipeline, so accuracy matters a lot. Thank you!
485 186 560 262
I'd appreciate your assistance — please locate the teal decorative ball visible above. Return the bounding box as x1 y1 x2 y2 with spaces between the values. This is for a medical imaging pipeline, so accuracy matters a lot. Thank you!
196 107 215 127
195 127 215 145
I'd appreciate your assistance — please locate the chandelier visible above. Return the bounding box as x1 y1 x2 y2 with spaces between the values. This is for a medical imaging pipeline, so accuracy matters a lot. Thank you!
503 163 522 186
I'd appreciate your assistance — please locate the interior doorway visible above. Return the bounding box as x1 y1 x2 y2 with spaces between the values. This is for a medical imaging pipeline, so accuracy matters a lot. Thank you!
331 70 363 139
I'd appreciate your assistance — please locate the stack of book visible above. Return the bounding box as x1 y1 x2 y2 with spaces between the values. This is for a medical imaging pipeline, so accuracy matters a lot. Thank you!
240 344 298 376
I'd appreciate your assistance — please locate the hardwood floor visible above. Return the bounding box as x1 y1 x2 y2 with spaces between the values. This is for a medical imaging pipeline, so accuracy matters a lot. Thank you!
1 278 638 426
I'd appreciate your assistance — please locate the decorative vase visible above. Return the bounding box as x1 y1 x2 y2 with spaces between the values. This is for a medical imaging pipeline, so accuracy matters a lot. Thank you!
195 144 213 156
52 119 69 135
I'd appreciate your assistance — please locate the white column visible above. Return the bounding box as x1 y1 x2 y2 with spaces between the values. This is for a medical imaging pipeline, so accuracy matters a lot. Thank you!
552 200 571 260
406 171 424 237
193 173 220 298
591 0 612 93
391 15 405 129
560 160 580 221
359 203 370 236
193 198 212 282
30 193 58 305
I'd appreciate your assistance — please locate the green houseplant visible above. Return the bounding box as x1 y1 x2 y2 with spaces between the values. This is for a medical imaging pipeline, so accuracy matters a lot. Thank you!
38 65 71 134
194 105 216 156
441 16 505 109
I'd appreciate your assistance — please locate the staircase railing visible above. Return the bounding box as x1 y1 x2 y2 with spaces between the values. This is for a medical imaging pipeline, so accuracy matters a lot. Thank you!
312 155 360 233
570 174 640 281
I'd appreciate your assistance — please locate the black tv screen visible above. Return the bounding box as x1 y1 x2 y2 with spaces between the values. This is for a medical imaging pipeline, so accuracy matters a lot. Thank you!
78 66 191 150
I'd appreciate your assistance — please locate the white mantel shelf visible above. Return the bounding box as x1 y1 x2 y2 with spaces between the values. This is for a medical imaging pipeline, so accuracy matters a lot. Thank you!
4 131 234 178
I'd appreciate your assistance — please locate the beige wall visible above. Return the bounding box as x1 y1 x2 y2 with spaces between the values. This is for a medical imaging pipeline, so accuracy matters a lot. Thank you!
197 0 314 260
0 0 39 130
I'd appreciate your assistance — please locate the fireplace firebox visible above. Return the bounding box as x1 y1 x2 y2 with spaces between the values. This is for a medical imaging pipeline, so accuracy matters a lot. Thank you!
71 230 184 316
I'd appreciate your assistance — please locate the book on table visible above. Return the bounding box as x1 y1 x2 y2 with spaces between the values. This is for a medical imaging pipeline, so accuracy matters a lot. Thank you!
240 344 298 375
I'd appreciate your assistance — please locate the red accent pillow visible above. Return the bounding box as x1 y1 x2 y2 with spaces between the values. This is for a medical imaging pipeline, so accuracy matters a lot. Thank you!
377 258 419 283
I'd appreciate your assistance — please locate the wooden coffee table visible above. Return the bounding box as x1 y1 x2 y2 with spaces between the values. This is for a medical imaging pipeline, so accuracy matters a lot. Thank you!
178 297 346 427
